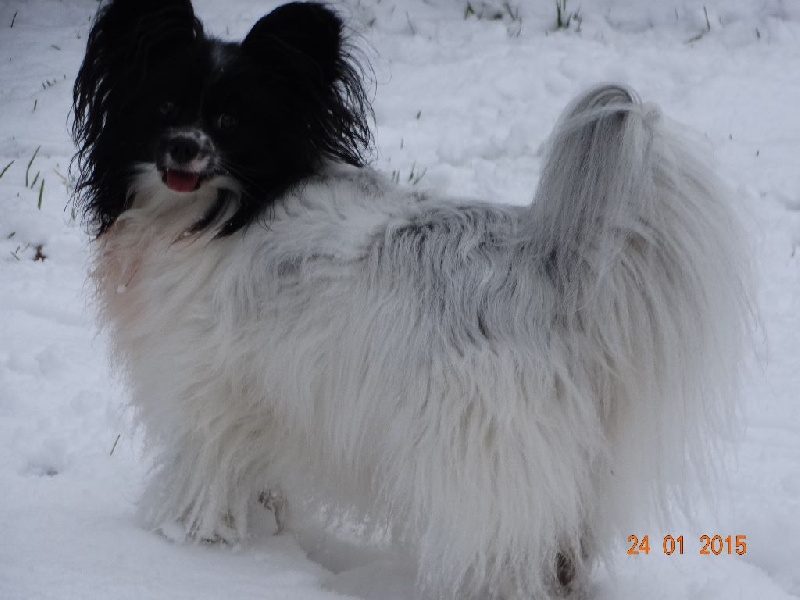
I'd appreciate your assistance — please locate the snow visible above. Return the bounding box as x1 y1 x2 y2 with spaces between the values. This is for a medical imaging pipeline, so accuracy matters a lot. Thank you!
1 0 798 598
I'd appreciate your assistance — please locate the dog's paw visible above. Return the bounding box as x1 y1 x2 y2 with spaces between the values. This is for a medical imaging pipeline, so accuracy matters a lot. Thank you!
196 511 241 545
156 519 191 544
553 549 590 600
155 512 242 546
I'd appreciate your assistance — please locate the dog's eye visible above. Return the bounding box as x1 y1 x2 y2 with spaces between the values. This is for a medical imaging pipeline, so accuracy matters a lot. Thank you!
216 113 238 131
158 101 177 119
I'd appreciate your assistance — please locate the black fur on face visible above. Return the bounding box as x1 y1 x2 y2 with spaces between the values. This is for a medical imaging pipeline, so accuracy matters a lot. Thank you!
71 0 374 236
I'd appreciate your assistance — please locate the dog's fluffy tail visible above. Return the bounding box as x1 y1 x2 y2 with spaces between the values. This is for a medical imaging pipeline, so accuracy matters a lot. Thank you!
531 84 751 547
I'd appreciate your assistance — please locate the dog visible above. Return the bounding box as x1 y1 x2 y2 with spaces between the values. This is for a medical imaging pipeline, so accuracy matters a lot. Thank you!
71 1 751 598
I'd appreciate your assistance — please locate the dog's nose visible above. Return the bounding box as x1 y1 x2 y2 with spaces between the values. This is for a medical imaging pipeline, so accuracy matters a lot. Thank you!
168 137 200 163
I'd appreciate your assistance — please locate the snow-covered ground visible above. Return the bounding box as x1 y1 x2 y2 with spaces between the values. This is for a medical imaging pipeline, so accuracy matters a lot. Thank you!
1 0 798 598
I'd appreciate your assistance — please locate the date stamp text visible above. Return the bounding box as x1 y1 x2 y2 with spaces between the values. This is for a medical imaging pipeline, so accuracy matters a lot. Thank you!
627 534 747 556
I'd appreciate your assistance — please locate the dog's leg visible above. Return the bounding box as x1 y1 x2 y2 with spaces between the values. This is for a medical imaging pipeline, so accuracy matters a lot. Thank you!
145 449 244 545
258 489 290 534
143 418 274 545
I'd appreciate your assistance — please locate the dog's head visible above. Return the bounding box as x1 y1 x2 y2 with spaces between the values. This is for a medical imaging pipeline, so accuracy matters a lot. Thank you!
72 0 373 236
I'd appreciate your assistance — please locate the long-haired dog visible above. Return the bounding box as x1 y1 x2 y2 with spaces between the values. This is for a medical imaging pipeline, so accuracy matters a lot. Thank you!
72 0 750 597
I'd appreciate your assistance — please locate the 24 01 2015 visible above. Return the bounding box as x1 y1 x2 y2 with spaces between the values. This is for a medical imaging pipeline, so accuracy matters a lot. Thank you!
627 534 747 556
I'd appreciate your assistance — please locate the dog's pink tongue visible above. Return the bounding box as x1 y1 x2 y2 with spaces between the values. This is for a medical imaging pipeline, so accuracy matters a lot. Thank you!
165 170 200 193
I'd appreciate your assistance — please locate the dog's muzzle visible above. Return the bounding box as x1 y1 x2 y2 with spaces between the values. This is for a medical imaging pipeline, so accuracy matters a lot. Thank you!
156 129 219 193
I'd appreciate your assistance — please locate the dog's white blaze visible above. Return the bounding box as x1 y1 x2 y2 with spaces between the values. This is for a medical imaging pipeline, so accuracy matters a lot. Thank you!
162 156 212 173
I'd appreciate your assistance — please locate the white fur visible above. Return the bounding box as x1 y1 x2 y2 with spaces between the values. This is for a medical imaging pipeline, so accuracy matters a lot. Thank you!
93 85 750 599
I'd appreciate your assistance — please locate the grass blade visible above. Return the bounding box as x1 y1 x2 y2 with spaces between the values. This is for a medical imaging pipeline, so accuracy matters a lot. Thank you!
25 146 40 187
0 160 14 181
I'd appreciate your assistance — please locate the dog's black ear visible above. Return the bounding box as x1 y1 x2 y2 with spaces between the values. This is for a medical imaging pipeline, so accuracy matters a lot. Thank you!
72 0 202 235
242 2 344 86
209 1 374 237
76 0 199 89
73 0 201 134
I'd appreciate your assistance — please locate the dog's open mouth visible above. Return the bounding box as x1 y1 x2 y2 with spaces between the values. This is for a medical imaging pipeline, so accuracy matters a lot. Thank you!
164 170 204 193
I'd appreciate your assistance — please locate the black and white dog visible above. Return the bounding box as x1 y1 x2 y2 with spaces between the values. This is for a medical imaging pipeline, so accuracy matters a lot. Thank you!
72 1 750 597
